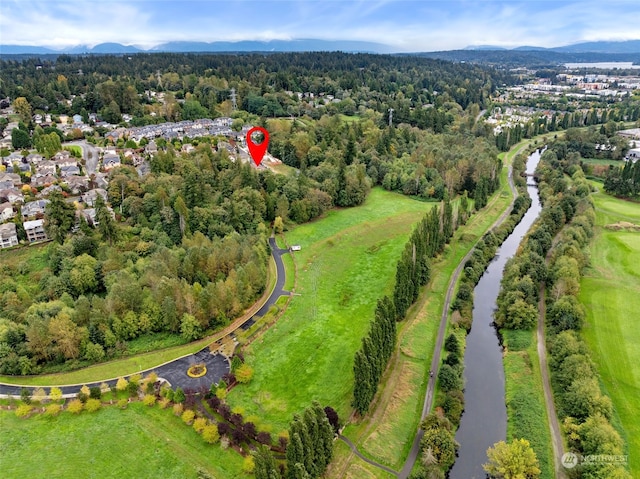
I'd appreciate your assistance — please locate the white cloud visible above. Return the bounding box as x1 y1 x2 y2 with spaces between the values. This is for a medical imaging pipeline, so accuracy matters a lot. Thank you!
0 0 639 51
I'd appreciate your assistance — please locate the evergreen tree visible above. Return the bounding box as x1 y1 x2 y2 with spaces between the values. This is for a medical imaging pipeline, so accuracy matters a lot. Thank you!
286 432 305 479
312 401 334 470
253 445 280 479
95 195 118 245
44 190 76 244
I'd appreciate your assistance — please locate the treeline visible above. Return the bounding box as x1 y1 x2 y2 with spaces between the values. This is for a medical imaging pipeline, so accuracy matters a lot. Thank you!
495 107 636 152
495 147 590 330
0 52 512 123
353 197 459 416
270 118 502 204
495 146 631 478
604 159 640 197
541 162 630 479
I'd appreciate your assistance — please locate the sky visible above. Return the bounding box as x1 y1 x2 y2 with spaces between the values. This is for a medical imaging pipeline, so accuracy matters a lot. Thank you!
1 0 639 52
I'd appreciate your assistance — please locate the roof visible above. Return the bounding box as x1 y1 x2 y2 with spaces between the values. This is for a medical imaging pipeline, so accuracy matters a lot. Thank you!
23 219 44 229
0 222 17 238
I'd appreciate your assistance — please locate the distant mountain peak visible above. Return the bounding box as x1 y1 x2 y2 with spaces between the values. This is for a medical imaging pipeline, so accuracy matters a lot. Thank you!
1 39 394 55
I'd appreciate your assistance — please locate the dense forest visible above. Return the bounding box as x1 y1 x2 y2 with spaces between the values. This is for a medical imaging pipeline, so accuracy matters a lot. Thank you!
0 52 513 125
0 52 508 375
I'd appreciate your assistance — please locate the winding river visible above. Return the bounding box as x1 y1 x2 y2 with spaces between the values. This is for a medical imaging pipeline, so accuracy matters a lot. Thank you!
449 149 543 479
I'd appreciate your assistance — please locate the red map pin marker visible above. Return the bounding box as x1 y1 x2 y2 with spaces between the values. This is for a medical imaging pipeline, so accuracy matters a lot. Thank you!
246 126 269 167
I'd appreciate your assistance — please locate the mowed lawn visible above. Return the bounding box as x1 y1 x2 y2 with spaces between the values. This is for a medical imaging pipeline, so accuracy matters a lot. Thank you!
580 189 640 476
227 188 432 431
0 403 244 479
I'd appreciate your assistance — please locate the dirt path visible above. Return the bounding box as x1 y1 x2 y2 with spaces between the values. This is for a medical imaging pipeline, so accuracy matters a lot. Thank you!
539 247 568 478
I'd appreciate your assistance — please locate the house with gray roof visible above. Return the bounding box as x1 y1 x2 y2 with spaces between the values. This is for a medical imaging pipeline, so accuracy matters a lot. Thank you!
22 199 49 219
0 202 15 222
0 222 18 249
0 188 23 204
82 188 108 206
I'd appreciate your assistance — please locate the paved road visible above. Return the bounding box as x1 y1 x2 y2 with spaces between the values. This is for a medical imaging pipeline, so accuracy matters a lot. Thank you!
0 238 290 398
239 237 290 330
67 140 100 174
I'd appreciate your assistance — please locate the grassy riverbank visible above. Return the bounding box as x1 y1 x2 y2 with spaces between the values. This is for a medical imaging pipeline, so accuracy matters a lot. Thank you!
503 329 554 479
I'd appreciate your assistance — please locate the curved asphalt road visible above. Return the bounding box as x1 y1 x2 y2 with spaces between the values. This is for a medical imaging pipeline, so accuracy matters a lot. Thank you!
0 237 290 398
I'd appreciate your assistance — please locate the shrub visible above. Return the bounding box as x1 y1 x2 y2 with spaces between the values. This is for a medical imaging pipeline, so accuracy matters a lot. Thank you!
142 394 156 407
158 397 171 409
20 388 31 405
89 387 102 400
49 387 63 402
324 406 340 433
242 455 255 473
202 424 220 444
117 398 128 409
116 377 128 391
15 404 33 418
235 363 254 384
181 409 196 425
252 429 270 445
32 387 47 404
174 387 186 404
44 403 62 417
80 385 91 397
85 398 101 412
193 417 208 434
173 403 184 417
215 388 227 400
127 380 139 397
67 399 84 414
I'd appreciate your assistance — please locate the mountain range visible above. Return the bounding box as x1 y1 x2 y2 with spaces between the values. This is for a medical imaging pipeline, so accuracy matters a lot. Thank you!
465 40 640 54
1 39 640 56
0 39 394 55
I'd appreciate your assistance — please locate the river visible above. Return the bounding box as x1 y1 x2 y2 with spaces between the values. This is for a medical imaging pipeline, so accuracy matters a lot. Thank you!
449 149 543 479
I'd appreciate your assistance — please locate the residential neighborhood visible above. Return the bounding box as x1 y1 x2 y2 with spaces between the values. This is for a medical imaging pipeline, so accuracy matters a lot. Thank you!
0 98 280 249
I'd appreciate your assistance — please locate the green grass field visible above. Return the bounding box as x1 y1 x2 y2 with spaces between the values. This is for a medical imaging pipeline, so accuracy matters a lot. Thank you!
579 188 640 476
0 402 245 478
226 188 432 432
502 330 553 479
332 151 519 472
581 157 622 167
